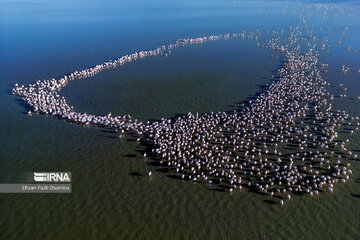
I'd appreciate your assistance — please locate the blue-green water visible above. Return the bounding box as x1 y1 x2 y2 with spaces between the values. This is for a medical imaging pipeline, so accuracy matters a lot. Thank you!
1 1 360 239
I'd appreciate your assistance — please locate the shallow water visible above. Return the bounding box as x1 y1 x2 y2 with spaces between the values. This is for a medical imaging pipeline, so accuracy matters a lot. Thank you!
1 0 360 239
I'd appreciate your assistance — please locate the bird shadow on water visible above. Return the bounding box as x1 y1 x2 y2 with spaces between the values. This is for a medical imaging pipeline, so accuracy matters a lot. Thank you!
8 85 34 114
101 129 115 133
129 171 142 177
209 188 226 192
165 174 180 180
350 193 360 198
14 99 32 114
263 199 277 205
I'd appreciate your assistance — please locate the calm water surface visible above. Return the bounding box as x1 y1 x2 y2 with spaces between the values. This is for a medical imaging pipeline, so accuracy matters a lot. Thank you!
0 0 359 239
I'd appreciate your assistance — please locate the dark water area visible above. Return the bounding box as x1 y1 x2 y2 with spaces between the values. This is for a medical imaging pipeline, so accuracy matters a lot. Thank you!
0 0 359 239
61 38 276 120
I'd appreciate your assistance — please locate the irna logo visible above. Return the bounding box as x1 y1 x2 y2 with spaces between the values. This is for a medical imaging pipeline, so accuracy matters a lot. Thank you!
34 172 71 182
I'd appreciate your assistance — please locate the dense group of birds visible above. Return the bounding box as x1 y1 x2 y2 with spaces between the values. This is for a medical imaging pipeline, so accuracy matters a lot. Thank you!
12 15 359 204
